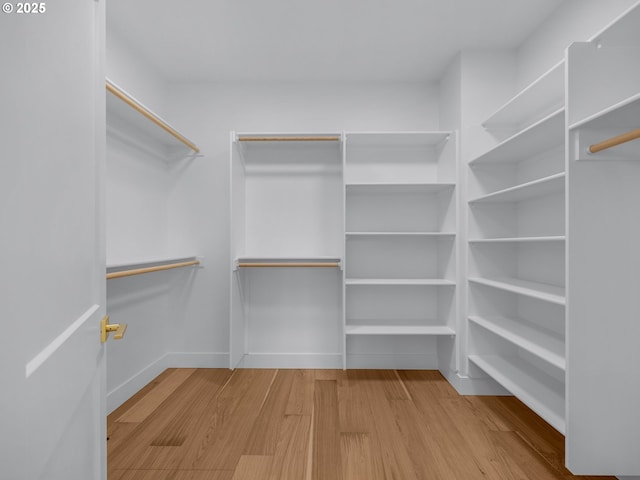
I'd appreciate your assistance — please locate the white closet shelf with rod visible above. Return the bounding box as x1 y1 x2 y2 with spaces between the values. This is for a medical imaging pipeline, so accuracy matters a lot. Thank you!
106 256 202 280
235 133 341 142
106 78 200 154
234 257 341 270
571 92 640 161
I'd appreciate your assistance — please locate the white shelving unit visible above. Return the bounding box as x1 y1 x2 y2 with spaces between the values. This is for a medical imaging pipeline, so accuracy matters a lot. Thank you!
343 131 457 369
230 133 344 369
467 59 567 434
564 4 640 474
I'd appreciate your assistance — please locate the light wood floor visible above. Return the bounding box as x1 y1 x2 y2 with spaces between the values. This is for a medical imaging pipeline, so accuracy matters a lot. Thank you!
107 369 613 480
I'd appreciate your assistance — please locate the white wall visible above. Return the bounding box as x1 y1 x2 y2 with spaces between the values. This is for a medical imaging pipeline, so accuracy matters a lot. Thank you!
516 0 639 89
105 30 175 412
164 81 440 363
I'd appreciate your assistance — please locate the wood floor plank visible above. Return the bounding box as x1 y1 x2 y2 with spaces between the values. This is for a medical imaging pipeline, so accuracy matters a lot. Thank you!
312 380 342 480
490 430 566 480
244 370 295 455
398 371 493 479
116 368 197 424
340 432 374 480
464 396 515 432
172 368 277 470
439 397 519 479
357 371 420 480
388 398 461 479
267 415 311 480
108 369 614 480
108 369 233 471
109 470 234 480
495 396 568 474
285 369 315 416
337 371 372 433
231 455 274 480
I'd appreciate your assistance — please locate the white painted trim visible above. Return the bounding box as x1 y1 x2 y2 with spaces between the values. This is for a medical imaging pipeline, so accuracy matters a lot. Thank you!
439 368 511 396
239 353 342 369
107 354 168 414
346 353 439 370
106 352 229 413
165 352 228 368
26 304 100 378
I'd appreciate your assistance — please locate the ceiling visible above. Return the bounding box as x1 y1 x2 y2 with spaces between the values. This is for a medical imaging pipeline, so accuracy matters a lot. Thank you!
107 0 565 83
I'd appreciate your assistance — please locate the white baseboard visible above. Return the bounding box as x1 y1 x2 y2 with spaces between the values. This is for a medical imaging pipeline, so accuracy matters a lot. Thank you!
107 355 168 414
440 368 511 396
164 352 228 368
107 352 229 414
347 353 439 369
238 353 342 369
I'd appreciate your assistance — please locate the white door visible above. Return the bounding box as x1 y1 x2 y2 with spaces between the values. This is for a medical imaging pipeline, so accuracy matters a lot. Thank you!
0 1 107 479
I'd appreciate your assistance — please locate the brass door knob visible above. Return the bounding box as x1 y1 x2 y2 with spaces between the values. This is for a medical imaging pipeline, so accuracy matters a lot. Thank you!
100 315 127 343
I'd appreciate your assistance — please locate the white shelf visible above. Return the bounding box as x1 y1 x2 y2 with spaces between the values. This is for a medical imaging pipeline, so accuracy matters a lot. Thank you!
471 109 565 165
345 131 451 147
482 61 565 129
469 354 565 434
234 256 341 270
469 315 565 371
569 91 640 131
468 277 565 305
346 278 455 286
106 255 200 271
469 173 565 204
106 78 198 153
347 232 456 237
345 183 455 192
469 236 565 243
235 132 341 141
345 325 455 336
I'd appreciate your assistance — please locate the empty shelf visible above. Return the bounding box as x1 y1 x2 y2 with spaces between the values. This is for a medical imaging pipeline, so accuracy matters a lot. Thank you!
345 131 451 147
469 173 565 204
468 277 565 305
469 354 565 434
346 232 456 237
346 278 456 286
345 325 455 336
469 315 565 370
469 236 565 243
473 109 565 165
482 61 564 129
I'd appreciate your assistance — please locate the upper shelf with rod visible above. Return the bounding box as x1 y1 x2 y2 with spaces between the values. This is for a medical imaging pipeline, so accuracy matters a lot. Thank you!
106 78 200 155
106 256 202 280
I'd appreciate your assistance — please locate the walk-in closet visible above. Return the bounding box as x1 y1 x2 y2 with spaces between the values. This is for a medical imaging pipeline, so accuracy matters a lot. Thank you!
3 1 640 478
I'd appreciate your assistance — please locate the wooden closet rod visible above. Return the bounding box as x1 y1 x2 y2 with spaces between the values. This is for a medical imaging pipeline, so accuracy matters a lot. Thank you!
107 260 200 280
589 127 640 153
106 81 200 153
237 136 341 142
238 262 340 268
